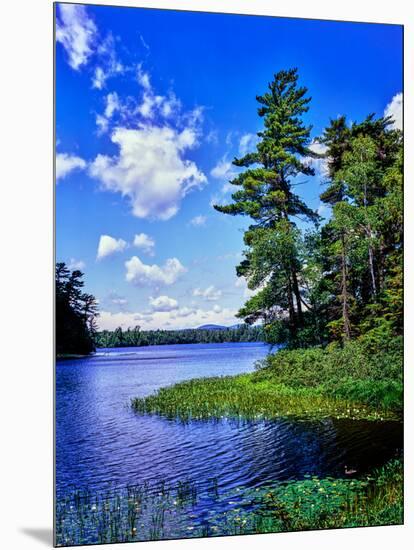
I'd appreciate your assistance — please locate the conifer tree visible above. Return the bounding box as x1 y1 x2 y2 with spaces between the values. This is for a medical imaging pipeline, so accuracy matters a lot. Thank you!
214 68 319 344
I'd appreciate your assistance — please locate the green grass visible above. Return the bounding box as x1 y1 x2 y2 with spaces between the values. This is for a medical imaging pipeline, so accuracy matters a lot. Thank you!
132 374 398 421
55 460 403 545
131 338 402 422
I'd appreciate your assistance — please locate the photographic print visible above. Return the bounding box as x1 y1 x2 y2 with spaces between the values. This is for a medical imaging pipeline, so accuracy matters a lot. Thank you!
54 2 403 546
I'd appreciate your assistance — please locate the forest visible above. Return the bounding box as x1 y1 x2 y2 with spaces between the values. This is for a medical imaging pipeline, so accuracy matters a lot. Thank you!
95 324 264 348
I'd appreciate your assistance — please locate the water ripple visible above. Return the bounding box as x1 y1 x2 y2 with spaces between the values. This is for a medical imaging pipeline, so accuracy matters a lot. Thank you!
56 343 402 498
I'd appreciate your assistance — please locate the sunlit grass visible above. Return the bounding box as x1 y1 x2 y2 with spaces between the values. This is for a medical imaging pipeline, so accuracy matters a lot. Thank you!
131 374 400 422
131 338 402 422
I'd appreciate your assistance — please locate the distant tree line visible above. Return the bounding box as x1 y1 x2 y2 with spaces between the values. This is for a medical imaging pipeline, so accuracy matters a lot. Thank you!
56 263 99 355
56 261 263 355
95 324 264 348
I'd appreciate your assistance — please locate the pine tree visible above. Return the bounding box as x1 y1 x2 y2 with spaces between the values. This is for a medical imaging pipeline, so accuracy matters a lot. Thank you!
214 68 319 344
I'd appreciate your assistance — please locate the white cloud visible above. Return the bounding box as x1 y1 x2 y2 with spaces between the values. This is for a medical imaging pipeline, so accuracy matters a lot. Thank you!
56 4 97 70
205 129 219 144
239 133 258 155
96 92 122 135
149 295 178 312
56 153 86 181
91 33 124 89
317 202 332 219
90 64 205 219
67 258 86 271
111 297 128 306
137 65 151 91
193 285 222 301
225 131 235 147
89 125 206 220
139 34 150 53
133 233 155 255
125 256 186 286
105 92 120 118
97 235 127 260
92 67 106 90
384 92 403 131
308 141 327 156
106 292 128 310
174 306 196 318
210 156 237 181
305 140 329 178
190 215 207 227
95 114 109 135
97 305 238 331
235 276 259 299
135 65 181 120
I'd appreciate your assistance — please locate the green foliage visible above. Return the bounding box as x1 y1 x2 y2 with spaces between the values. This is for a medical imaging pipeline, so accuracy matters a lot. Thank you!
132 374 384 421
216 459 402 534
95 324 264 348
56 263 99 356
256 336 402 411
214 68 403 350
318 116 403 342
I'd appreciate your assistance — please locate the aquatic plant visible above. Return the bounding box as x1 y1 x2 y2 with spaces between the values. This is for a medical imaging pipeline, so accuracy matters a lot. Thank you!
55 460 403 546
55 478 202 546
218 458 403 533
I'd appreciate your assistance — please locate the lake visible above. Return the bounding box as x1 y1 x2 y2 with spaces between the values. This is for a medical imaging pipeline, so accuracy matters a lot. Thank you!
56 342 402 501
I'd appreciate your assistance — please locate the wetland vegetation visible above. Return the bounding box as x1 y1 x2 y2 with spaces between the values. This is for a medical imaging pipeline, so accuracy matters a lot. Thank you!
55 458 402 546
132 336 402 422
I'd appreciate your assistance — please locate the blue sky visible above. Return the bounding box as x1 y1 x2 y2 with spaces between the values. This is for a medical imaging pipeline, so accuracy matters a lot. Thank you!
55 3 403 331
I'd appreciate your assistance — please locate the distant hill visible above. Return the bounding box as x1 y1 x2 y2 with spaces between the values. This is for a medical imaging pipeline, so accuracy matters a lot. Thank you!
196 324 228 330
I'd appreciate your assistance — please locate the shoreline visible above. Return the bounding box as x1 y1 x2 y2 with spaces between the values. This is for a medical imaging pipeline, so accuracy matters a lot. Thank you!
56 353 91 361
131 339 402 423
132 372 402 423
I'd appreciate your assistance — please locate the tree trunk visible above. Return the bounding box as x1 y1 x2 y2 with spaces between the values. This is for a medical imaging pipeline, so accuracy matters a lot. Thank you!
286 276 297 339
292 268 304 325
341 234 351 341
363 180 377 299
366 225 377 299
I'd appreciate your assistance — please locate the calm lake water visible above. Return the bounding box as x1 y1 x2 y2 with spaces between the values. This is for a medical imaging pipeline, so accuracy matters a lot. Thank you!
56 342 402 499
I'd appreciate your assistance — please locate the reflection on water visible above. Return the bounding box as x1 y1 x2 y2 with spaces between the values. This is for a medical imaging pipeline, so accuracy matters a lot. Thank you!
56 342 402 498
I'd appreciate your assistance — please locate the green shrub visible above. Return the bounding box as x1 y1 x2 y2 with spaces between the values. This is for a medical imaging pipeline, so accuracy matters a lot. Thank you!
253 337 402 411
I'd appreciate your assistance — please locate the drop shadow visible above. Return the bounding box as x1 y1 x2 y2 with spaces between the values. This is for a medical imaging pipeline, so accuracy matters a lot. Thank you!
20 528 54 546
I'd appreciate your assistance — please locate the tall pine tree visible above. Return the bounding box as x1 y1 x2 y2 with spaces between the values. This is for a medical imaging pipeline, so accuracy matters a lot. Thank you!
214 68 319 345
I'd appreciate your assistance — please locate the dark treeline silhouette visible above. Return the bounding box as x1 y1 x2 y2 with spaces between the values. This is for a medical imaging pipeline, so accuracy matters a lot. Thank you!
95 324 264 348
56 263 99 355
